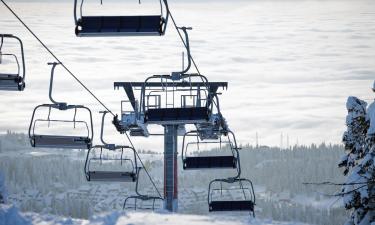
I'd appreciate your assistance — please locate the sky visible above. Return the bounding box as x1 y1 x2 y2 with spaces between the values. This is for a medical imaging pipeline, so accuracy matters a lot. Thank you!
0 0 374 151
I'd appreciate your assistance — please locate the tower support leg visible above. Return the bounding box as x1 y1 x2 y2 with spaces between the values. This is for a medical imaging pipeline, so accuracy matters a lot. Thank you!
164 125 178 212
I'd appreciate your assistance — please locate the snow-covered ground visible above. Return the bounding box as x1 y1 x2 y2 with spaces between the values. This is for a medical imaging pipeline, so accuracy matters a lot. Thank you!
0 204 308 225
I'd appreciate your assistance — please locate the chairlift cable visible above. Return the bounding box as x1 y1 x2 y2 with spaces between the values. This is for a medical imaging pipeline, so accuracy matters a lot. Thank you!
0 36 3 50
0 0 115 116
125 132 163 199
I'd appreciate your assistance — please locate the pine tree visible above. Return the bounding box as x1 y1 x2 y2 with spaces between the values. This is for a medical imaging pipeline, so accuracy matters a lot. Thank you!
339 94 375 225
339 96 368 175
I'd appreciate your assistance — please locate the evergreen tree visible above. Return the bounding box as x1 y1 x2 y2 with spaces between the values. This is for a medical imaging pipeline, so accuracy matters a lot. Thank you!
339 97 368 175
340 85 375 225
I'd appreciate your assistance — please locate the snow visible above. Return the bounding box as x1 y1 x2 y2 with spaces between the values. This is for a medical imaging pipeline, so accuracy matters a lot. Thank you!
346 97 368 131
0 205 307 225
342 166 368 207
254 160 279 169
28 152 53 157
292 195 342 209
0 205 30 225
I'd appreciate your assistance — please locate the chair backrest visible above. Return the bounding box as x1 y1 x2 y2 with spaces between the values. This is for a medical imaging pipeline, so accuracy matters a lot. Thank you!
181 130 238 162
0 34 26 91
74 0 169 36
31 134 92 149
28 104 94 149
84 146 138 181
208 178 256 215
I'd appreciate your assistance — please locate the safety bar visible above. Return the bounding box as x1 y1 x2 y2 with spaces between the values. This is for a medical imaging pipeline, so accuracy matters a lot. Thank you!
84 145 138 181
208 178 256 215
181 130 241 177
28 104 94 147
140 74 211 117
0 34 26 84
123 167 164 210
74 0 170 33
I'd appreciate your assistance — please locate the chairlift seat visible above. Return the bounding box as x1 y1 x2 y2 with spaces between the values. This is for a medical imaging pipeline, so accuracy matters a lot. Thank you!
124 205 157 210
76 16 164 37
30 135 92 149
123 195 163 210
0 73 23 91
88 171 136 182
183 156 237 170
145 107 209 124
130 128 147 137
209 200 254 212
0 73 21 80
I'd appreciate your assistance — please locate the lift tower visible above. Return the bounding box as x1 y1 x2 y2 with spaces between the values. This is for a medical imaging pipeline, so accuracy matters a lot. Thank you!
113 26 230 212
114 80 227 211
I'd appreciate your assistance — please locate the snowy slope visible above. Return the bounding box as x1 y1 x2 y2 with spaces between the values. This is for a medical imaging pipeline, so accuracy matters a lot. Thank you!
0 205 307 225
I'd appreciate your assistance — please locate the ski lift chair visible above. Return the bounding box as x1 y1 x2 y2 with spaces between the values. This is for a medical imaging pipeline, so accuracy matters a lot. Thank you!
114 27 227 127
181 130 239 170
123 167 163 210
140 27 217 124
0 34 25 91
208 177 256 216
74 0 170 36
28 62 93 149
141 73 212 124
84 111 137 182
84 145 137 182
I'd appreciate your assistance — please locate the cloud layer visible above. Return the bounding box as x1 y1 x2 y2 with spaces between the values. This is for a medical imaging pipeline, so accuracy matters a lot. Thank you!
0 1 374 150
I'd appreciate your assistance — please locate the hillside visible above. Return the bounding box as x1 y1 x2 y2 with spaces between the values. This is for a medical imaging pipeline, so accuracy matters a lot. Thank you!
0 133 348 225
0 204 307 225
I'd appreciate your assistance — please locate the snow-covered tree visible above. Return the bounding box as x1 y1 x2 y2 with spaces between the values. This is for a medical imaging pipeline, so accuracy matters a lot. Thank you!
340 85 375 225
339 97 368 175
